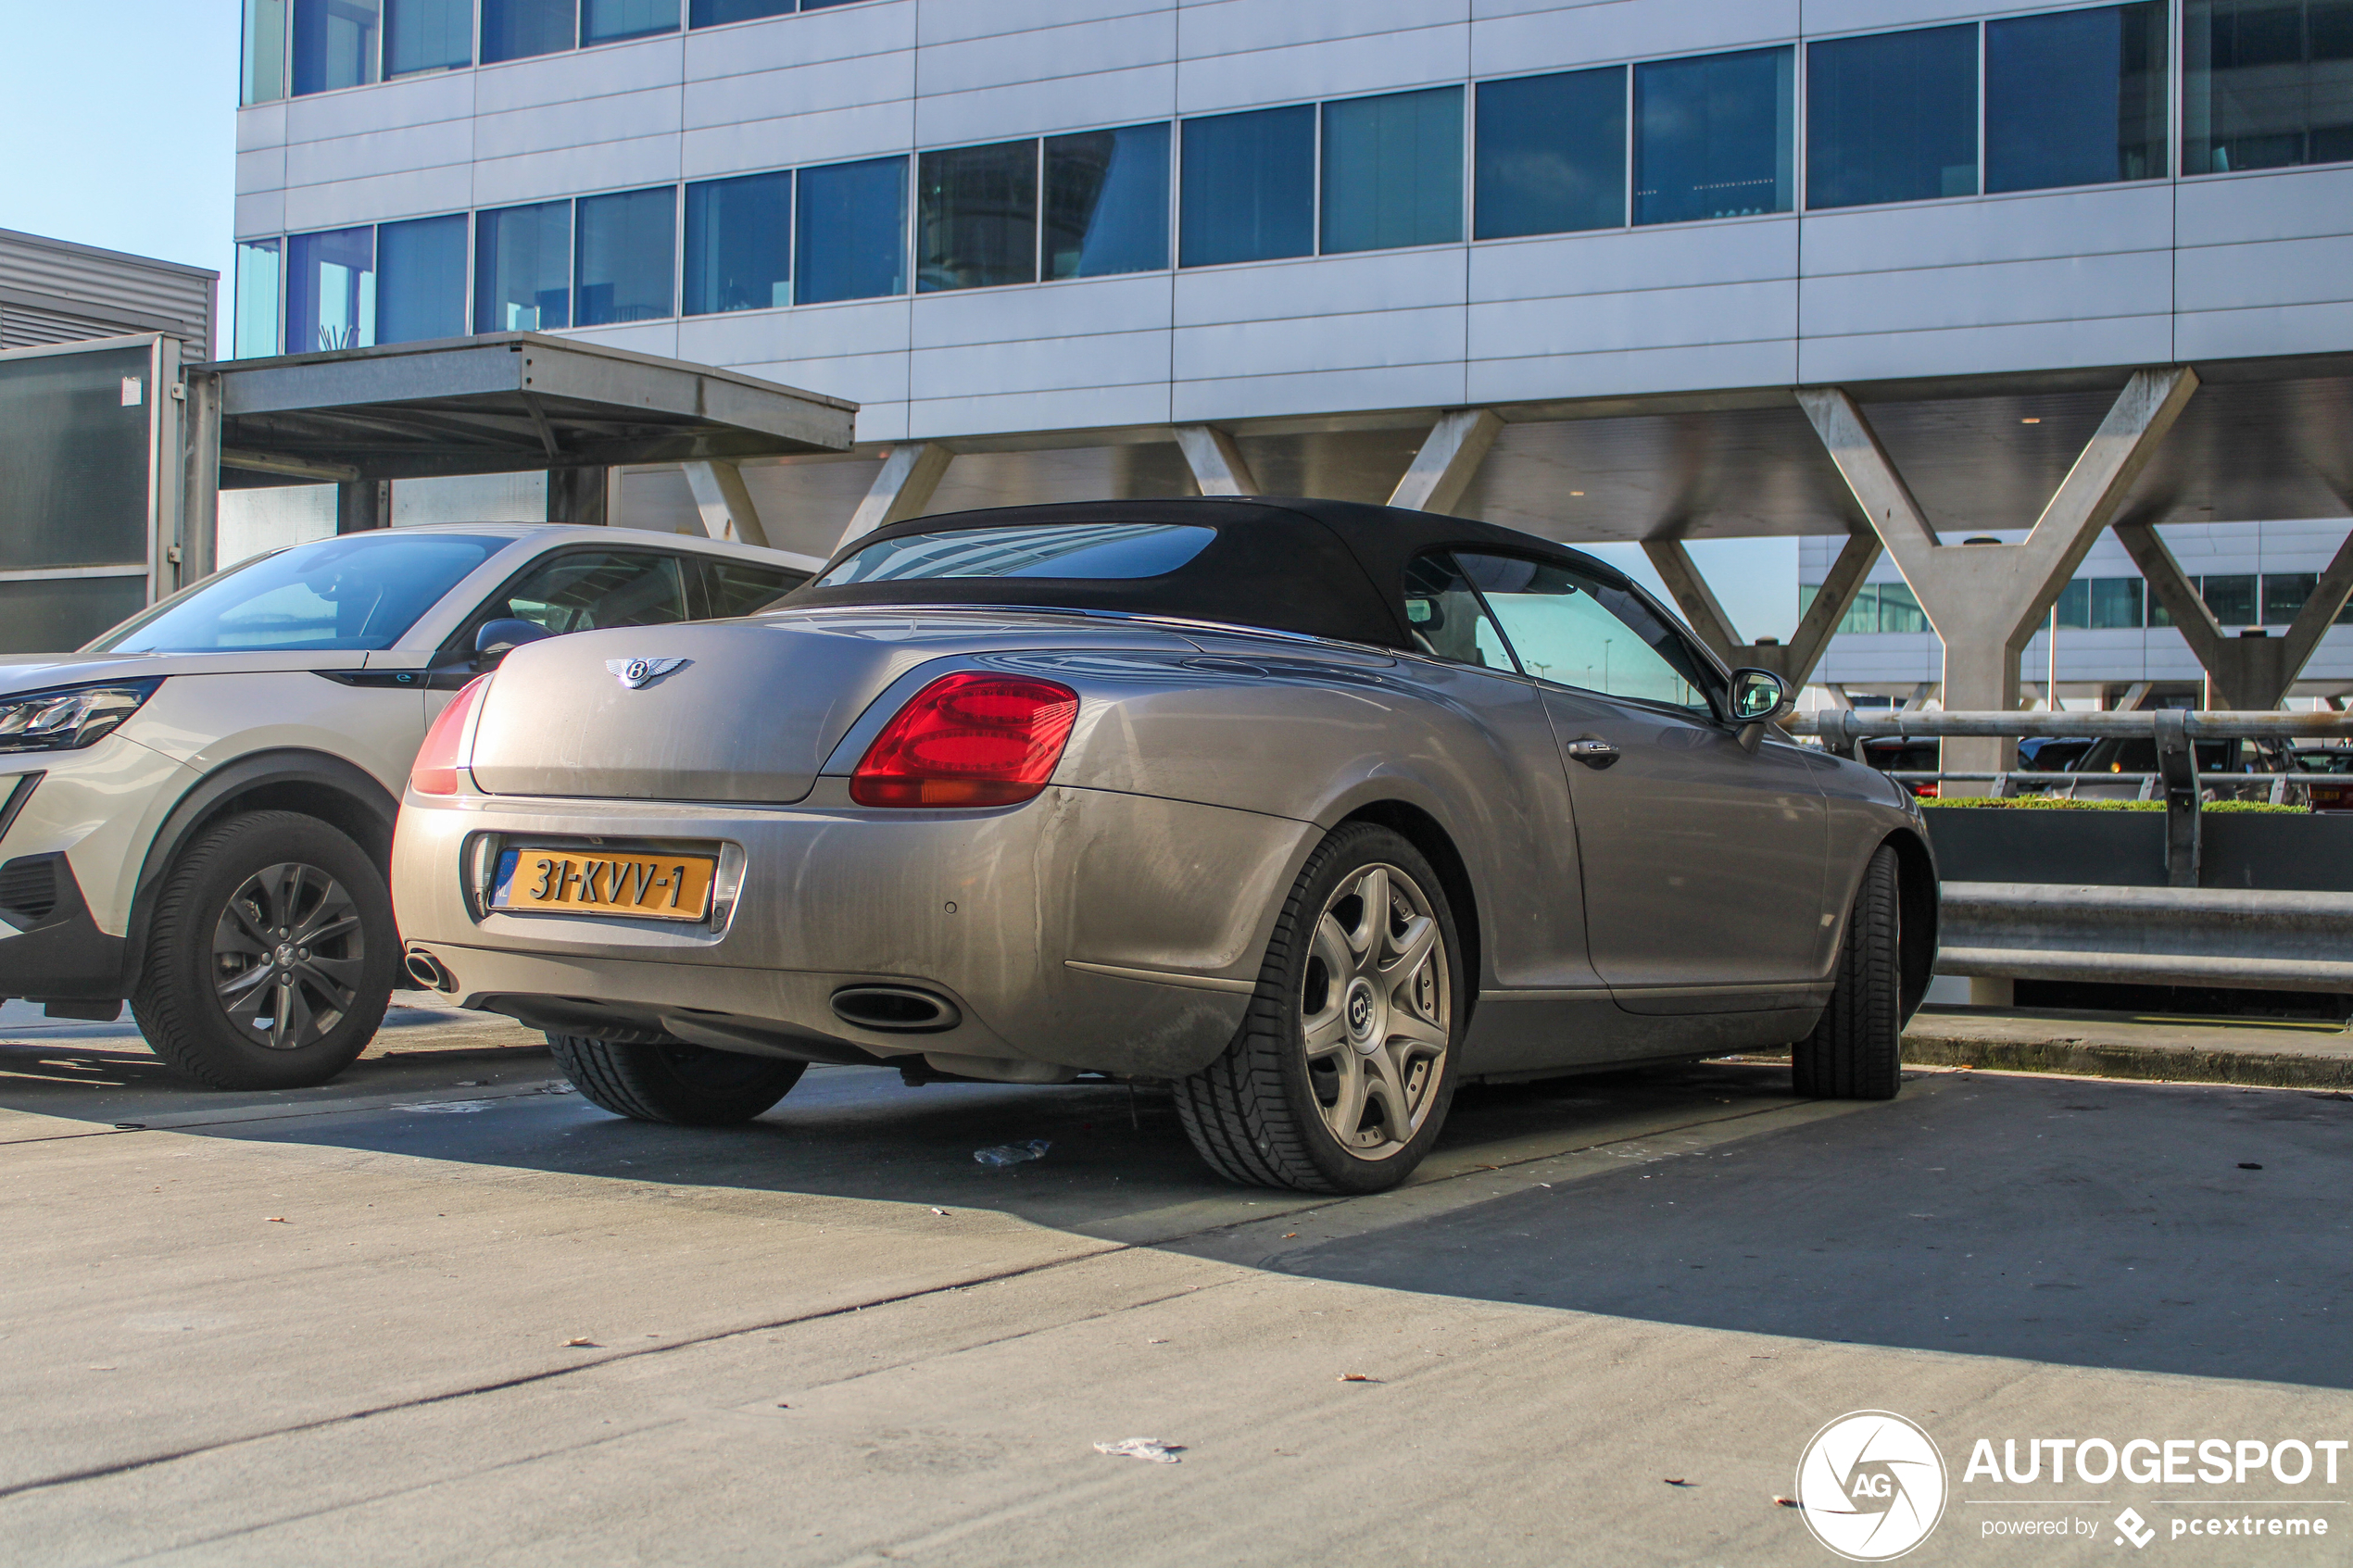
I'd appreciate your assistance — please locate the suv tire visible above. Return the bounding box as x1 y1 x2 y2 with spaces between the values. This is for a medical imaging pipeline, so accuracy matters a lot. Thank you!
1793 844 1903 1100
549 1035 806 1124
132 810 397 1090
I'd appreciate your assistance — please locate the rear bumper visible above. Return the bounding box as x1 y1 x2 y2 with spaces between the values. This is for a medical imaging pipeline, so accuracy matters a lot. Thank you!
391 781 1314 1078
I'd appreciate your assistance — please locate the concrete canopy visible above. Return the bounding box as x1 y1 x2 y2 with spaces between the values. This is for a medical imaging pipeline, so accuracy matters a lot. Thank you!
196 332 856 489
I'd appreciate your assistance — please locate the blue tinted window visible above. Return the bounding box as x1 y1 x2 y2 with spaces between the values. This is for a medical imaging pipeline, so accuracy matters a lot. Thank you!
1807 25 1978 209
795 157 908 304
1476 68 1627 239
99 533 510 653
292 0 380 93
234 240 283 358
584 0 675 44
285 227 375 353
685 170 790 315
1180 106 1315 267
482 0 572 61
475 201 572 332
376 214 468 344
917 141 1039 292
384 0 469 73
244 0 288 104
575 187 675 324
819 524 1217 585
1045 123 1169 279
1988 4 2167 191
691 0 791 20
1322 87 1464 254
1633 47 1793 224
2184 0 2353 173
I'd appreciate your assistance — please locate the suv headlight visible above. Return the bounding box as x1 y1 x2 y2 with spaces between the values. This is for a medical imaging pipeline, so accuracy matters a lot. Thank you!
0 680 160 753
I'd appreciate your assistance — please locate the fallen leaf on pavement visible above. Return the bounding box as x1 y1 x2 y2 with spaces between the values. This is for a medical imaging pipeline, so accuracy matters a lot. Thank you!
1095 1437 1183 1463
1664 1478 1692 1487
564 1337 598 1348
265 1217 288 1223
1774 1497 1802 1509
1337 1374 1378 1383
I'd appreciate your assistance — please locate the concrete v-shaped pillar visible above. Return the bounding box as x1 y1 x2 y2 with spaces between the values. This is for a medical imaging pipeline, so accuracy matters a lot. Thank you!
1173 425 1258 496
1642 524 1881 688
2113 519 2353 710
1797 366 2198 789
836 442 953 555
1389 409 1504 515
684 459 770 549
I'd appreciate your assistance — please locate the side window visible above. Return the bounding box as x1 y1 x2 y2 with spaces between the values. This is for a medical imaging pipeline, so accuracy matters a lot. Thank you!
1402 552 1519 671
487 550 691 636
699 558 807 619
1456 552 1718 717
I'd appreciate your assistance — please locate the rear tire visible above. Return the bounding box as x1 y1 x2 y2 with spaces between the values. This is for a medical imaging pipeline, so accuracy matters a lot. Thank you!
549 1035 805 1124
1175 823 1462 1194
1793 844 1903 1100
132 810 396 1091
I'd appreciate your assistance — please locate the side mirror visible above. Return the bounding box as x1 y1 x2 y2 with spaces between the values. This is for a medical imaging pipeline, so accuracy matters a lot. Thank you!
1728 667 1794 752
473 617 552 669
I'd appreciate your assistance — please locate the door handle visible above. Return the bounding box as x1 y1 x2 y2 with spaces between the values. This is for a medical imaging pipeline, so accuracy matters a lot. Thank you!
1567 738 1620 769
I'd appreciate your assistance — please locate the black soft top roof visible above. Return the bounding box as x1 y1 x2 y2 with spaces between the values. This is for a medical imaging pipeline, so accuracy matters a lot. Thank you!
784 496 1634 650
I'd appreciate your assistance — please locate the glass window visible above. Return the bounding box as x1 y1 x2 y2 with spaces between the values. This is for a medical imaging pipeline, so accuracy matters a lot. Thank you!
485 550 691 634
685 170 791 316
1321 86 1465 254
1460 553 1718 714
2150 578 2187 626
1876 579 1928 633
698 558 805 617
1045 123 1170 279
1400 553 1516 671
575 187 675 325
384 0 471 73
7 579 152 659
244 0 288 103
2092 576 2145 629
285 227 376 354
1987 3 2168 191
795 157 908 305
2187 0 2353 172
2056 578 2092 629
0 345 153 572
817 523 1217 585
2203 572 2259 625
917 140 1039 292
1807 25 1977 209
475 201 572 332
692 0 792 21
2264 571 2319 624
482 0 573 62
234 240 283 359
1634 47 1794 225
1475 67 1628 240
1179 106 1315 267
292 0 381 94
584 0 677 44
375 214 468 344
96 533 509 653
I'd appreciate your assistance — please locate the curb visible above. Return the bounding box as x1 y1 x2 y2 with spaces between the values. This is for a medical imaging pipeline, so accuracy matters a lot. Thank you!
1900 1030 2353 1090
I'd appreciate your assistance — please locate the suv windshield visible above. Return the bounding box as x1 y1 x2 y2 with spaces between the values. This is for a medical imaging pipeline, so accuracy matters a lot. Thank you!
94 533 510 653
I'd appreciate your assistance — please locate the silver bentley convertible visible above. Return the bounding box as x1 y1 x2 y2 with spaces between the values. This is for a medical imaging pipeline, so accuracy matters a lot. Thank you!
390 498 1936 1193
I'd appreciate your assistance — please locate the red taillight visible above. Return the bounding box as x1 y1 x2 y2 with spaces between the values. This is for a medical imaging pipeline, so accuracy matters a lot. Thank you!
410 676 490 797
1910 782 1939 798
851 673 1079 808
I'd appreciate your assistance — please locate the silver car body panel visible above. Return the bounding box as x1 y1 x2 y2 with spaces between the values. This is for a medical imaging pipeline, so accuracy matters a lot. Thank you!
393 602 1928 1083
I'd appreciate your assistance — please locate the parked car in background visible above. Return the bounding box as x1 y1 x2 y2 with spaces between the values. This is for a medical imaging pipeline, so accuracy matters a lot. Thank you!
1857 736 1941 797
393 498 1939 1195
0 524 817 1090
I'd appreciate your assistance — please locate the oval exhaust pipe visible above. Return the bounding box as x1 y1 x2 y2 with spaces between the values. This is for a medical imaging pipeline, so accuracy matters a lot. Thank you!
404 946 458 993
830 985 960 1033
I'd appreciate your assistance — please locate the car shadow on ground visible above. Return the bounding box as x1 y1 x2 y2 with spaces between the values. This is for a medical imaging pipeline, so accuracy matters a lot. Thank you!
6 1039 2347 1390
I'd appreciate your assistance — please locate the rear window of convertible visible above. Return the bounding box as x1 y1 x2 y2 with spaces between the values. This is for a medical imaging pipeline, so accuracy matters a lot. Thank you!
814 523 1217 585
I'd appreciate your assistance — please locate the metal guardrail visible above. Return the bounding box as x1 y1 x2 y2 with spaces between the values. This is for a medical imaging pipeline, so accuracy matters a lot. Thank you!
1938 882 2353 994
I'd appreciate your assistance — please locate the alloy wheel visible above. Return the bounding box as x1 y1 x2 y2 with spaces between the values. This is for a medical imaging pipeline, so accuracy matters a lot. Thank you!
211 861 367 1052
1299 862 1451 1160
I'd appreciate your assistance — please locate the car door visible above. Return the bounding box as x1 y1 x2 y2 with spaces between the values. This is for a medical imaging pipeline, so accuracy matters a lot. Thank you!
1449 550 1830 1012
427 547 697 724
695 556 810 619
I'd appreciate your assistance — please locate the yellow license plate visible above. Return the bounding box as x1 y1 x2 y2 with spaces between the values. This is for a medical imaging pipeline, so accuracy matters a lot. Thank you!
492 847 717 921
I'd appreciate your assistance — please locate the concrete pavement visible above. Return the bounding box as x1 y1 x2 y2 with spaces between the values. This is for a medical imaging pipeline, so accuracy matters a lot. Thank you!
1 1010 2347 1566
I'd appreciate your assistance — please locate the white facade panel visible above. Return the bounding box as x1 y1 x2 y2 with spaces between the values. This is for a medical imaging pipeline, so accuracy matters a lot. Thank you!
1175 304 1466 380
912 383 1176 439
915 328 1174 402
1176 249 1466 327
1470 220 1796 300
2175 166 2353 245
235 191 287 241
1798 186 2174 274
1174 362 1467 421
473 37 685 114
921 12 1176 98
910 275 1174 350
1179 0 1472 59
283 166 477 232
2175 234 2353 316
1175 23 1473 114
2176 301 2353 362
1468 338 1799 402
1469 0 1796 73
914 66 1179 147
682 106 916 180
286 119 475 189
473 137 684 207
1798 315 2175 384
921 0 1173 45
236 103 287 153
475 88 683 162
284 70 474 140
684 50 914 131
1469 279 1795 360
686 2 913 80
237 146 288 199
1801 252 2174 339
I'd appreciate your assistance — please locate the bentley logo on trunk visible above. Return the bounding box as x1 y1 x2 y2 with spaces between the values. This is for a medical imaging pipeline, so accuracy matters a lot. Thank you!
607 658 687 690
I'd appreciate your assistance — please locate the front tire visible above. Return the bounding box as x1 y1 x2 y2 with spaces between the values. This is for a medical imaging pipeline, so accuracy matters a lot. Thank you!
549 1035 805 1124
1176 823 1462 1194
1793 844 1903 1100
132 810 396 1091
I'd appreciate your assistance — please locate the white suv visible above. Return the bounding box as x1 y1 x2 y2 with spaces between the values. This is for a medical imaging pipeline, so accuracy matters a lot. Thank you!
0 523 817 1089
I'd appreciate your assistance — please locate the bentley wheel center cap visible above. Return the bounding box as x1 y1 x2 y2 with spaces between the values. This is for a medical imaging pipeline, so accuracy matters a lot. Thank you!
1344 979 1378 1047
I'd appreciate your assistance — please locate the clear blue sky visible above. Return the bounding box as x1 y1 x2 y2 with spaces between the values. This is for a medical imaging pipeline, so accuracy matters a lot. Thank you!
1 2 239 316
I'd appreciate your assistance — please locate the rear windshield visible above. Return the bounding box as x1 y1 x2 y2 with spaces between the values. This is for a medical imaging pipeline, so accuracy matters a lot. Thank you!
815 523 1216 585
94 532 509 653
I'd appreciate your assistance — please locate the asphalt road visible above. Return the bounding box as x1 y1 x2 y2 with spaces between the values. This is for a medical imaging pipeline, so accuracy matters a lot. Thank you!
1 1011 2347 1566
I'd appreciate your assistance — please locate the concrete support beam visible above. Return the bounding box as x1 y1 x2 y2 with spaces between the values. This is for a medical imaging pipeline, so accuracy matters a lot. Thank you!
1642 523 1878 688
1641 538 1743 663
1798 367 2198 790
2110 518 2353 711
547 466 609 526
1173 426 1257 496
837 443 952 554
684 459 771 549
1388 409 1503 515
336 479 388 533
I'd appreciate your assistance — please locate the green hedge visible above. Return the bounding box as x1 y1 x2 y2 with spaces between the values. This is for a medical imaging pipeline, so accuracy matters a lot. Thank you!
1919 797 2302 814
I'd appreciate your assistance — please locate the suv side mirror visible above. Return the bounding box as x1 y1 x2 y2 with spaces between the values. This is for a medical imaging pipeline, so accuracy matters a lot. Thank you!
473 617 553 669
1727 668 1794 752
